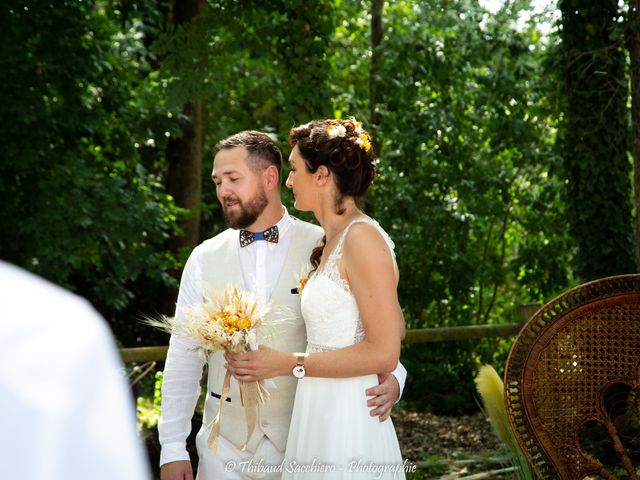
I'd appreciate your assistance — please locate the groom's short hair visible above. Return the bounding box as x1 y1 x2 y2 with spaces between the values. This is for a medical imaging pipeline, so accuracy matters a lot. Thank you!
214 130 282 182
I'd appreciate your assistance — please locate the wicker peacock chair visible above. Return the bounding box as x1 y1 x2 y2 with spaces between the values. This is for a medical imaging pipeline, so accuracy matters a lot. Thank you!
504 274 640 479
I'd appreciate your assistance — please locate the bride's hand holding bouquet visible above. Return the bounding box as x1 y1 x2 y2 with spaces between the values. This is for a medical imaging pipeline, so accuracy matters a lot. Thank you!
225 345 296 382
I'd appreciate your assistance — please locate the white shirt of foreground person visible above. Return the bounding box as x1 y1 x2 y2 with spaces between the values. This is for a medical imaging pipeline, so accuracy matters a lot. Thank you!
160 209 407 480
0 261 151 480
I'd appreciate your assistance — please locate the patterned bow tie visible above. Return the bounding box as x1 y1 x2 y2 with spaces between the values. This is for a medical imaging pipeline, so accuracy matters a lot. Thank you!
239 225 279 248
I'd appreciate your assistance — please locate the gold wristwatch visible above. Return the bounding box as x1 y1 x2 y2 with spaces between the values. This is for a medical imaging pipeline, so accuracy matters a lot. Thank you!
292 352 307 379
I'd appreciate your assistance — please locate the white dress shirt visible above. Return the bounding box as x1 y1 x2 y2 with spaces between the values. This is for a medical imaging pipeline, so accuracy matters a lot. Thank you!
0 261 150 480
159 208 407 466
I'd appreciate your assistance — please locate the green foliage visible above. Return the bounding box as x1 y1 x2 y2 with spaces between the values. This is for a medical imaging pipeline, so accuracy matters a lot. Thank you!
407 453 447 478
326 0 574 411
7 0 635 415
136 371 163 431
375 0 571 322
556 0 635 280
154 0 336 237
0 1 179 318
135 369 207 432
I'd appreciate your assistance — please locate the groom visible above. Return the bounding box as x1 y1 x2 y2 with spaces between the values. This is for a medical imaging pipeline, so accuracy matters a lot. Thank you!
159 131 406 480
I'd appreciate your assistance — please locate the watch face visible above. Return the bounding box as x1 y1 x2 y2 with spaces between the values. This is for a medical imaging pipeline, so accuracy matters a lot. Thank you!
293 365 306 379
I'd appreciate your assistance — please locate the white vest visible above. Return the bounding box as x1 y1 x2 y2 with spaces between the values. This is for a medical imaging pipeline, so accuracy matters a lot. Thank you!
197 218 323 453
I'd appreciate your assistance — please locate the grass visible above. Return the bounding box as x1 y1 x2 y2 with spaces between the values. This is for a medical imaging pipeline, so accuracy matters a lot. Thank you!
405 449 516 479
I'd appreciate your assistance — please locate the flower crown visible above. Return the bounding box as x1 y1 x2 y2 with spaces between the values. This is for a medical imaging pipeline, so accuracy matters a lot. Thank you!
326 118 372 153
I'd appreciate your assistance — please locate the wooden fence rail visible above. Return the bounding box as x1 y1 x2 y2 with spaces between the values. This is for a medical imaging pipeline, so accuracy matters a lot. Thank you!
120 321 527 363
403 322 521 344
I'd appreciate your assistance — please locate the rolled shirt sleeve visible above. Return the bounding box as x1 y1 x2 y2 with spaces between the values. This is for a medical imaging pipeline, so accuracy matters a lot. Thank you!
391 361 407 403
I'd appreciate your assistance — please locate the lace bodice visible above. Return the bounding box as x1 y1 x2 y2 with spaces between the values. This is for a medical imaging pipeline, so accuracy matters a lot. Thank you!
300 217 396 353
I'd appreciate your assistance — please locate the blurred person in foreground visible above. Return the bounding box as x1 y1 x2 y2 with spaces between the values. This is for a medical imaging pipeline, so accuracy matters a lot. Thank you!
0 260 151 480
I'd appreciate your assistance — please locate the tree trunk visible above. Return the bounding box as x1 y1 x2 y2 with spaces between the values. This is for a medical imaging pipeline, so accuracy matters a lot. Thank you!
165 0 205 253
558 0 635 280
366 0 384 216
166 100 203 252
370 0 384 138
630 0 640 270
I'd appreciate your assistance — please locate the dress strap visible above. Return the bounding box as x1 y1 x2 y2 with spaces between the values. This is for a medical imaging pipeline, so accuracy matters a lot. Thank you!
328 217 397 275
335 218 395 256
318 219 371 292
332 219 371 260
319 217 397 292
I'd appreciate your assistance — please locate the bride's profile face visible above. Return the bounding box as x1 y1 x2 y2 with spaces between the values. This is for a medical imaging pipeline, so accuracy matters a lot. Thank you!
286 145 316 211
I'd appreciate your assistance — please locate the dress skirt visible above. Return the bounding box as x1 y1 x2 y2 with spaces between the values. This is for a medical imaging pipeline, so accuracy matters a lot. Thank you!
283 374 406 479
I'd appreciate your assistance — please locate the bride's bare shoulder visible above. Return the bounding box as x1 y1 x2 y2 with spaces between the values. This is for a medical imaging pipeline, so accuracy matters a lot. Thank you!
342 221 394 264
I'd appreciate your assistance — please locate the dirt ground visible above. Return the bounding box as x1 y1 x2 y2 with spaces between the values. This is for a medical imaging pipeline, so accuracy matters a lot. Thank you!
390 406 514 478
392 406 503 460
145 407 508 479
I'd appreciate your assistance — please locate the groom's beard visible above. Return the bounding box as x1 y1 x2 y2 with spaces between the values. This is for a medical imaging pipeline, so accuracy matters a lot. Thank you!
222 187 269 230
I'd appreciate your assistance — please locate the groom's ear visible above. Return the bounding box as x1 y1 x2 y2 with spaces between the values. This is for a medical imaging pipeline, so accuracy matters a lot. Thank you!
315 165 330 185
262 164 280 192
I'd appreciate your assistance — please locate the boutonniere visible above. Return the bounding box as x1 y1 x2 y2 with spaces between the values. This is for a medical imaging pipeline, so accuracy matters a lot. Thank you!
291 269 310 295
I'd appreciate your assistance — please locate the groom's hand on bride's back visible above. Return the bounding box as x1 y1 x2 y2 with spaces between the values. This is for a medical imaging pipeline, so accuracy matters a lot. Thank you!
365 373 400 422
160 460 194 480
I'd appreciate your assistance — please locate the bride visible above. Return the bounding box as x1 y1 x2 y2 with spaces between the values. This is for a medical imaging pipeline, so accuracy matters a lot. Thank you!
226 118 406 479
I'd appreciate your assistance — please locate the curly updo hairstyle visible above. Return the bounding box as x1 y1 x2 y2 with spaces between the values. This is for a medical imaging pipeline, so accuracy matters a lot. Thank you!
289 117 376 214
289 117 376 271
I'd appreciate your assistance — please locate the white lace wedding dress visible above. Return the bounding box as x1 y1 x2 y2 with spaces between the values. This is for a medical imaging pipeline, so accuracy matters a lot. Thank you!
283 218 405 479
